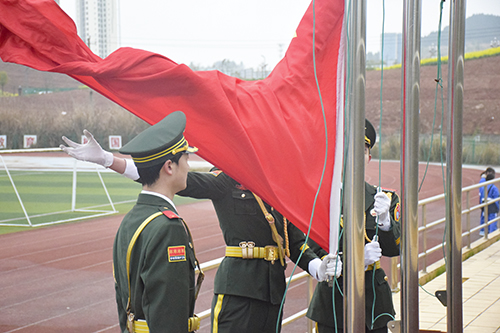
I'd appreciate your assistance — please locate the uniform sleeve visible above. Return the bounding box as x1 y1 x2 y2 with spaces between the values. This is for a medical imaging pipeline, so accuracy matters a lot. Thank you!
140 219 194 332
378 191 401 257
287 221 320 273
306 235 329 259
177 171 234 200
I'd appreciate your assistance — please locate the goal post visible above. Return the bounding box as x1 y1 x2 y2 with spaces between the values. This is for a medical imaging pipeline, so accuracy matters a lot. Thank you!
0 148 119 227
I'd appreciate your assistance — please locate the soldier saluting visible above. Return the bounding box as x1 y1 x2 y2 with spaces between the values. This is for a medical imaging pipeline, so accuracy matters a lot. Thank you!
61 117 341 332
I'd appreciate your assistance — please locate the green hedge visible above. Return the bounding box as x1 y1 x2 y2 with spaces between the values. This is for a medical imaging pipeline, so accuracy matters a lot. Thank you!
0 101 148 149
371 135 500 165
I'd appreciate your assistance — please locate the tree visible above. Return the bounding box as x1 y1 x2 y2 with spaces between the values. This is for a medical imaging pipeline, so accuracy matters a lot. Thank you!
0 71 8 94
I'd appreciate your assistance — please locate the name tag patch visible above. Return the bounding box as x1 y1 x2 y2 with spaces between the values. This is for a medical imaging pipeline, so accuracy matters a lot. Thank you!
168 246 186 262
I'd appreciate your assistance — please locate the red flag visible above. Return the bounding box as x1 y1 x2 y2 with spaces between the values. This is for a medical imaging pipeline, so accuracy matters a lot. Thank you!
0 0 345 251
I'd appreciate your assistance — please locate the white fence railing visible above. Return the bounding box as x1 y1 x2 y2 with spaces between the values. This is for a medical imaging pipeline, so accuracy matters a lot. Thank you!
389 177 500 289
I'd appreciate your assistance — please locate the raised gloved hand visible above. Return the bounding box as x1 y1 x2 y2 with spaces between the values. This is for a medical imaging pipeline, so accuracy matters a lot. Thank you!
364 241 382 270
316 253 343 281
373 191 391 231
60 130 114 167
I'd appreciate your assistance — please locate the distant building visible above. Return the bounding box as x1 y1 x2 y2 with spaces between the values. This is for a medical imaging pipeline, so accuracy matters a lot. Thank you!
382 33 402 65
75 0 120 58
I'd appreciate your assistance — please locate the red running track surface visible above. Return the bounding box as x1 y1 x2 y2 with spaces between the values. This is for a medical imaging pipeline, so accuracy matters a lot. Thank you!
0 162 484 332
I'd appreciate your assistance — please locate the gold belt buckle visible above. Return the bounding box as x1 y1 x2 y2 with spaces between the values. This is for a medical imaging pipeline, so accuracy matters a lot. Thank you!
264 245 278 264
126 311 135 333
239 241 255 259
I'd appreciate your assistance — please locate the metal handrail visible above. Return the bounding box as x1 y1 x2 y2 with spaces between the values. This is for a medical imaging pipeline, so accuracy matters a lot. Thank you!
196 178 500 330
390 177 500 287
195 257 314 329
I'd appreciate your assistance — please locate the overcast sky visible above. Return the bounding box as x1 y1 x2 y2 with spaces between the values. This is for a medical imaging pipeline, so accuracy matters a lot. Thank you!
60 0 500 69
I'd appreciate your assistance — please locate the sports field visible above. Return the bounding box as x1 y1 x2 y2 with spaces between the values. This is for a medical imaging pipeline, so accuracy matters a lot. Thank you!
0 155 202 232
0 171 138 226
0 156 489 332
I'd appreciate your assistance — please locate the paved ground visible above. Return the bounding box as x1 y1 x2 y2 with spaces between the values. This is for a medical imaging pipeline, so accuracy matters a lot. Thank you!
392 230 500 333
0 155 495 332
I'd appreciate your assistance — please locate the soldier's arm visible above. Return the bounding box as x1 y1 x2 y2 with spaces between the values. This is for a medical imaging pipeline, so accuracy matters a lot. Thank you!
177 170 233 200
287 221 322 272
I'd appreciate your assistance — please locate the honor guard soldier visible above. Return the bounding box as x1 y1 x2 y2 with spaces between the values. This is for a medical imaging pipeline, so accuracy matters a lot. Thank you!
110 111 203 332
175 169 340 332
61 124 342 333
306 119 402 333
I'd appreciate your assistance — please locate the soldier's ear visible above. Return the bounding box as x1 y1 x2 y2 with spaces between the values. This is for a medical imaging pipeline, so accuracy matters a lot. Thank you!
162 160 174 176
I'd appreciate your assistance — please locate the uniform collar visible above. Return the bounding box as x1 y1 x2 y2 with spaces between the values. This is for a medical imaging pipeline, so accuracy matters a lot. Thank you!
140 190 177 211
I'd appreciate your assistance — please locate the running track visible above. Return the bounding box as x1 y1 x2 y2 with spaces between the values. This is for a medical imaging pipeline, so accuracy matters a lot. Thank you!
0 162 486 332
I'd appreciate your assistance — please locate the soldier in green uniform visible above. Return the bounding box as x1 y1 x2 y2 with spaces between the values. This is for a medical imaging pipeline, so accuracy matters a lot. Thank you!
61 125 341 333
109 111 203 332
306 119 401 333
176 168 340 332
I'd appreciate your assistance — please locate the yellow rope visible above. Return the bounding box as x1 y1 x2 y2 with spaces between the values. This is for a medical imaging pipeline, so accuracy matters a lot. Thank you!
252 192 285 266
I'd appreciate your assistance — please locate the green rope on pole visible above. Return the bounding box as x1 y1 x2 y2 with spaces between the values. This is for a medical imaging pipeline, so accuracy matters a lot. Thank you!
417 0 447 299
277 0 335 331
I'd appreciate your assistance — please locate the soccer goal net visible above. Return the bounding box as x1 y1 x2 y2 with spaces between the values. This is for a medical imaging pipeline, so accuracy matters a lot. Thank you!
0 148 135 227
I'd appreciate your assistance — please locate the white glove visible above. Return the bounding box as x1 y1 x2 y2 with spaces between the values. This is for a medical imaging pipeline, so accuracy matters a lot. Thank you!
373 192 391 231
364 241 382 270
314 253 342 282
60 130 114 168
324 253 342 279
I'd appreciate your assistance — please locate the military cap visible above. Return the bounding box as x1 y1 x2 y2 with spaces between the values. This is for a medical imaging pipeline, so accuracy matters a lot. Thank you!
365 119 376 149
120 111 197 168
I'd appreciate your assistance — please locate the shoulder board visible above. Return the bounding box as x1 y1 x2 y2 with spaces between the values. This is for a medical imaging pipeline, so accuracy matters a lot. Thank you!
162 210 180 219
210 170 223 177
381 187 396 194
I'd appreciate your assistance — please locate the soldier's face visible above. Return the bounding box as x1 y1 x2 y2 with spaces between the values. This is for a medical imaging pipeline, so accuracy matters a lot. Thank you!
364 145 372 167
177 153 190 190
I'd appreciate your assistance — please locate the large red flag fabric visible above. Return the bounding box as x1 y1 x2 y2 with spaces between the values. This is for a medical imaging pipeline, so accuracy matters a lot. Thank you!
0 0 345 251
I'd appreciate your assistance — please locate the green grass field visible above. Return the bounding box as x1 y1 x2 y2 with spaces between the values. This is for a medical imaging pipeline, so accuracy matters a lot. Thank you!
0 170 202 234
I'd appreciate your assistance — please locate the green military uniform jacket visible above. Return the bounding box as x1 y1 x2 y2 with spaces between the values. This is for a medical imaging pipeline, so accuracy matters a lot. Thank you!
178 170 318 305
306 182 401 331
113 193 197 332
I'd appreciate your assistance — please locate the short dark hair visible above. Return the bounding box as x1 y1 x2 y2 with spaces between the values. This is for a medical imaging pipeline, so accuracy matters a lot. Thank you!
137 153 183 186
485 167 496 181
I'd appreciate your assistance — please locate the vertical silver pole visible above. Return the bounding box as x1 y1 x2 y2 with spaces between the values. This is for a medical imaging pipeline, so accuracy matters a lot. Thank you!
72 159 77 211
308 276 314 333
446 0 465 332
400 0 421 332
343 0 366 331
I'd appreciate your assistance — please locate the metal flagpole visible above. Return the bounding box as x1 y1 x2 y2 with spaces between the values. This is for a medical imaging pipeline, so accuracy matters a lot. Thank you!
343 0 366 331
400 0 421 332
446 0 466 331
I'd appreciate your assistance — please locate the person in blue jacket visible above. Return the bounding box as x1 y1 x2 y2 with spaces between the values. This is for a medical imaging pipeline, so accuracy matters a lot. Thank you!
479 167 499 235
